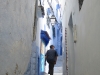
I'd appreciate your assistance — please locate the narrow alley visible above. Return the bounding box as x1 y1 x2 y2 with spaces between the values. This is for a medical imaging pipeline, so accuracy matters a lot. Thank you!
45 56 63 75
0 0 100 75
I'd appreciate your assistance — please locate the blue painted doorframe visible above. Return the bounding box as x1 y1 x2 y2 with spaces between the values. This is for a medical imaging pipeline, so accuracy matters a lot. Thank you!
39 40 45 75
39 30 51 75
39 53 45 75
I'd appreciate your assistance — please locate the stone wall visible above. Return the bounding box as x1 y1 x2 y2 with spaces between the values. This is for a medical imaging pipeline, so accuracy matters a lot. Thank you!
0 0 36 75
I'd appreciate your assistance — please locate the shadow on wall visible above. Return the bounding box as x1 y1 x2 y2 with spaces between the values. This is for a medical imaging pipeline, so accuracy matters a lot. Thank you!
24 41 39 75
67 13 75 75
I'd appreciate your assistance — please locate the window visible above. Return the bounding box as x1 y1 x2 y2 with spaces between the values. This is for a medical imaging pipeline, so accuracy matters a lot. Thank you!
46 16 50 28
79 0 84 11
52 26 55 38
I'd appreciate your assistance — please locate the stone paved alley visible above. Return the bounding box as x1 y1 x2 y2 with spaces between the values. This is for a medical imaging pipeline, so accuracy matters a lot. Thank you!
54 56 63 75
45 56 63 75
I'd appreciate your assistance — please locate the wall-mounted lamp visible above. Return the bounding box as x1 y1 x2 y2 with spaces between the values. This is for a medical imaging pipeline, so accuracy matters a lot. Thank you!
50 15 56 26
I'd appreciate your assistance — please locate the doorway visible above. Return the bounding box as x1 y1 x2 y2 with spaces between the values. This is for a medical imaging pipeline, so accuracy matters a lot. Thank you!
39 40 45 75
67 13 75 75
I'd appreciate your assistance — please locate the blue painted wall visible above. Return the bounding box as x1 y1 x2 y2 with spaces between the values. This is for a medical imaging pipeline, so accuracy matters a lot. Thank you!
49 1 62 56
52 24 62 55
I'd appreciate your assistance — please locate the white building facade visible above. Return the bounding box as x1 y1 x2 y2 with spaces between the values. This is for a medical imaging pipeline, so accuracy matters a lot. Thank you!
62 0 100 75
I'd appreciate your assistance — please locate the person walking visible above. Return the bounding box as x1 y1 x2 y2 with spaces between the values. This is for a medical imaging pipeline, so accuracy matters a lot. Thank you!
45 45 58 75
